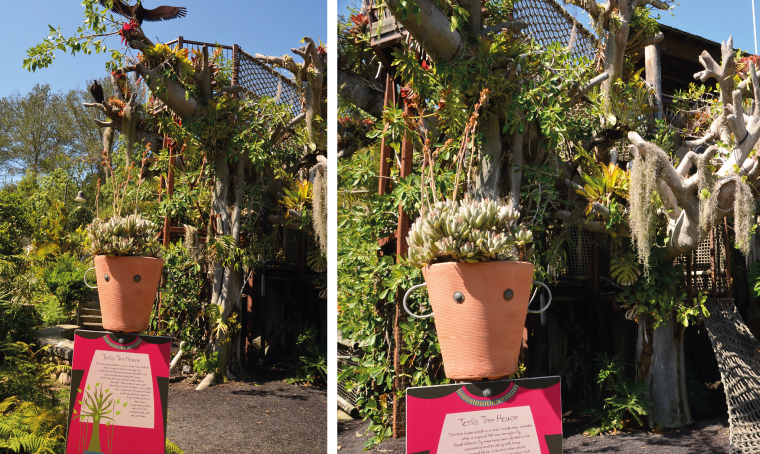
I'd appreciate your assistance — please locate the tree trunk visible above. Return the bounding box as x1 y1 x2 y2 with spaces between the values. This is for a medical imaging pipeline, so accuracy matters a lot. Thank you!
637 314 692 427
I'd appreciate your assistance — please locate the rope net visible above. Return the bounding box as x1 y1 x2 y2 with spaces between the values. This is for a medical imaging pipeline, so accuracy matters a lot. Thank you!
236 48 303 117
703 298 760 453
512 0 599 60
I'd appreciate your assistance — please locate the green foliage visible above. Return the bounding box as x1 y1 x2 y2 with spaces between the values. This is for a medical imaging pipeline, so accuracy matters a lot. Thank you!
87 214 160 257
0 193 30 257
0 396 66 454
582 354 651 436
616 249 709 328
0 297 42 346
41 254 88 314
609 252 641 286
192 352 220 377
284 323 327 386
165 439 184 454
150 242 208 355
407 197 532 267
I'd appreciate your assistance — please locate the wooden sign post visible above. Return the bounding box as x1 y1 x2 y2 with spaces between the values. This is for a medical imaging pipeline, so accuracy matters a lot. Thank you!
65 330 171 454
406 377 562 454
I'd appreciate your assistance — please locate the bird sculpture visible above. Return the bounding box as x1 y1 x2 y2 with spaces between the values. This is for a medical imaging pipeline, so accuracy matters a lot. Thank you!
98 1 187 25
89 80 104 104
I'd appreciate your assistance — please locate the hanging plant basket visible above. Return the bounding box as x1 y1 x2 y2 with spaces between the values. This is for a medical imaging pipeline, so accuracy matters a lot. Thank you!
404 261 551 381
86 255 165 333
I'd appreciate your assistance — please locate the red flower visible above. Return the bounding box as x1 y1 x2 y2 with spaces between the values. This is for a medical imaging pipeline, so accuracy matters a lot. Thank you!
421 60 431 71
400 87 411 98
350 14 367 27
317 45 327 56
119 20 138 45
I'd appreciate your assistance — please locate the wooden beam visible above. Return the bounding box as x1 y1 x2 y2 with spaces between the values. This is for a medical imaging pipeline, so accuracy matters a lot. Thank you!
646 43 663 120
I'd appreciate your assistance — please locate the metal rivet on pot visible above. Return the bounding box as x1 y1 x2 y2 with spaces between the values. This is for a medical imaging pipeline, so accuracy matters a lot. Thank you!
453 292 465 303
503 289 514 301
118 338 125 344
133 274 141 283
483 388 492 397
104 274 110 282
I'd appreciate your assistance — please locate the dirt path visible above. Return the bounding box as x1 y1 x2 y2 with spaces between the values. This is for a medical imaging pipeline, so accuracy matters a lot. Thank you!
167 375 326 454
337 416 731 453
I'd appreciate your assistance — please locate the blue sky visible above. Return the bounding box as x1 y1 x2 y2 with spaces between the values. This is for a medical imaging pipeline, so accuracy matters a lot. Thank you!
1 0 327 97
338 0 760 53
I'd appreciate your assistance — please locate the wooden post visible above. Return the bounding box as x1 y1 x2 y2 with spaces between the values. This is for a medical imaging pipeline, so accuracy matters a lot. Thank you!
710 229 718 297
232 44 240 88
163 137 175 247
645 43 663 120
723 218 733 300
177 36 184 50
378 72 396 195
392 102 415 439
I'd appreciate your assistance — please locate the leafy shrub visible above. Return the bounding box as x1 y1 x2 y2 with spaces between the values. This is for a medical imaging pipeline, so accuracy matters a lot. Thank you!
582 354 651 436
284 323 327 386
192 352 220 377
0 297 42 345
0 192 30 257
42 253 89 314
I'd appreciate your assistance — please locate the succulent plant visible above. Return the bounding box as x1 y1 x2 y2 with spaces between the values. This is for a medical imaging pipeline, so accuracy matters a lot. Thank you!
407 197 533 268
87 214 161 257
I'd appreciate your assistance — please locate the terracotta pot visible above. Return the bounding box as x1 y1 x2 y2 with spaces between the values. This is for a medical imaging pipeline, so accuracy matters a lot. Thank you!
94 255 164 333
421 261 535 381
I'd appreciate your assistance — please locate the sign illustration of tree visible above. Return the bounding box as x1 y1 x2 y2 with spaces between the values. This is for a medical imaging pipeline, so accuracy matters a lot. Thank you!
73 382 127 454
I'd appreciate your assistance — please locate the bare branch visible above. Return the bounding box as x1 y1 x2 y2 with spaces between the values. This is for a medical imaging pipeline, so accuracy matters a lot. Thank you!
693 37 735 104
571 72 610 105
632 0 670 10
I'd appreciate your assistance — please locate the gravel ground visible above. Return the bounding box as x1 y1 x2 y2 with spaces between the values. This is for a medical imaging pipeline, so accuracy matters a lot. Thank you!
166 373 327 454
337 415 731 453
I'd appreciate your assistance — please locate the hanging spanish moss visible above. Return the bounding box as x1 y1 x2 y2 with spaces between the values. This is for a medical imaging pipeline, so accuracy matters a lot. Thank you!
733 178 754 258
697 153 717 237
628 143 669 273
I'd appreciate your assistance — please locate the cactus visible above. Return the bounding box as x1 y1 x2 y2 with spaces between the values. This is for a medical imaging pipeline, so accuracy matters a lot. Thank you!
407 197 533 268
87 214 161 257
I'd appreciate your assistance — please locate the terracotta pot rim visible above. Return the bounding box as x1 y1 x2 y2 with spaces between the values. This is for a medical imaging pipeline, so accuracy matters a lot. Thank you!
423 260 534 268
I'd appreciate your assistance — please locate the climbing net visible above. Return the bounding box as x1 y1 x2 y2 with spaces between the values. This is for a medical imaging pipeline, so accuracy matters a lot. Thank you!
512 0 599 60
703 298 760 453
237 48 303 117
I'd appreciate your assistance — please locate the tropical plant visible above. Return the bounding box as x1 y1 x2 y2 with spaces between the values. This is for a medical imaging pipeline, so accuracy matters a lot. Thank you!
407 197 532 267
284 323 327 386
87 214 160 257
582 354 651 436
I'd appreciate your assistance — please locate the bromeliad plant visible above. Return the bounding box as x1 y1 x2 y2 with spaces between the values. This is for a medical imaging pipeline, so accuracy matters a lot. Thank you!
87 214 160 257
407 197 533 268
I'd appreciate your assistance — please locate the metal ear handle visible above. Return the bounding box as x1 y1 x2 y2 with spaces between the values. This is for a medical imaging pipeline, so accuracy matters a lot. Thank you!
402 283 433 319
527 280 553 314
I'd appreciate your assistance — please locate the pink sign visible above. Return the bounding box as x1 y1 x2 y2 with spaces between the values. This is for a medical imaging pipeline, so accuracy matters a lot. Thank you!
407 377 562 454
65 331 171 454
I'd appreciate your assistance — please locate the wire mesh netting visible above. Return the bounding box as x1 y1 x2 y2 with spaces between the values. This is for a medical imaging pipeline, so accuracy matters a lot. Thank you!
675 227 730 295
703 298 760 453
237 48 303 117
565 225 613 277
511 0 599 60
